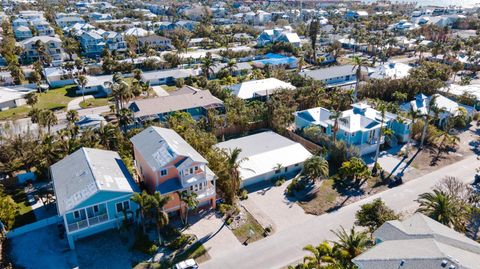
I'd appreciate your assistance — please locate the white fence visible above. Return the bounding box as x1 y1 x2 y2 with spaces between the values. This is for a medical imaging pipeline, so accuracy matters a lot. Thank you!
6 215 62 238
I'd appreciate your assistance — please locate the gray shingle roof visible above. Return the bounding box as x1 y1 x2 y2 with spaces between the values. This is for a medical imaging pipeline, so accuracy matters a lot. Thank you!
130 127 208 171
51 148 137 215
128 89 223 118
353 213 480 269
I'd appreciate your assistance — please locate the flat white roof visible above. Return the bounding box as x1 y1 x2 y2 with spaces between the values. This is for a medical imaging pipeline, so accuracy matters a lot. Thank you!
215 131 312 180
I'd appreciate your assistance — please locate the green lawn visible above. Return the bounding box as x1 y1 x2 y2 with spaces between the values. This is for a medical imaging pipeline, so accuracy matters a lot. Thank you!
8 188 36 228
79 98 110 109
0 85 78 121
232 211 265 244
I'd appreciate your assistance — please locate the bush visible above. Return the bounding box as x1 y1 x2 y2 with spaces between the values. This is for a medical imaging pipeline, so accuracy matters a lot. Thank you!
175 78 185 87
274 178 286 187
218 203 239 217
167 234 194 251
239 188 248 200
285 178 305 197
132 230 158 255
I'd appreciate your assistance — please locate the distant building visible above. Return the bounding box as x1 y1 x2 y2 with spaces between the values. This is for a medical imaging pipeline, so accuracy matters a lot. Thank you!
353 213 480 269
300 65 368 88
345 10 369 20
227 77 296 100
215 131 312 187
20 36 64 65
129 86 224 122
256 27 301 47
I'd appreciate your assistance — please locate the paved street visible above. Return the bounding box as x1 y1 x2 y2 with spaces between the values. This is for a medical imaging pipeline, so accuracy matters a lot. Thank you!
201 155 480 269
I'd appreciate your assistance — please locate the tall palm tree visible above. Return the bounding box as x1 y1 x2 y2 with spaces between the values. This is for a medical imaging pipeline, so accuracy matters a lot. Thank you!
118 108 133 133
77 75 88 102
372 103 386 174
308 19 320 63
420 95 438 149
351 56 369 102
201 52 216 78
405 106 419 157
178 190 199 225
151 191 171 245
224 148 249 204
329 110 342 143
331 226 370 269
416 189 463 230
97 123 117 150
226 59 237 76
303 155 329 181
130 190 154 234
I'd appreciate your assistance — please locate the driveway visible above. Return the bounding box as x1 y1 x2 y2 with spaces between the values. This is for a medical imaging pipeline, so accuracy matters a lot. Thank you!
242 182 313 232
67 95 93 110
201 155 480 269
182 210 240 259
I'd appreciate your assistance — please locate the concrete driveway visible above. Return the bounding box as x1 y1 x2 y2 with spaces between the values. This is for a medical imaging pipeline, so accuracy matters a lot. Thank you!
242 182 313 232
182 210 240 259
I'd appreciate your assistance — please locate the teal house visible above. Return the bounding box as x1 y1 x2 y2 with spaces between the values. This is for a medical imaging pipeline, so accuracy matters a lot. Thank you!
51 147 139 249
294 103 411 155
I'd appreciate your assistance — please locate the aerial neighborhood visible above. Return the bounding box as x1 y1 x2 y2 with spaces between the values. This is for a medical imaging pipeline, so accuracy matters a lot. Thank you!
1 0 480 269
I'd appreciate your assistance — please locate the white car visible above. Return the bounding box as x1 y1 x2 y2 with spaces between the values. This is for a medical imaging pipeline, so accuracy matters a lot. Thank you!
174 259 198 269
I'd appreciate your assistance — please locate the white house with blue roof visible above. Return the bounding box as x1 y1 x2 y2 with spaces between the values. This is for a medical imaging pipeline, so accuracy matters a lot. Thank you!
294 103 411 155
51 147 139 249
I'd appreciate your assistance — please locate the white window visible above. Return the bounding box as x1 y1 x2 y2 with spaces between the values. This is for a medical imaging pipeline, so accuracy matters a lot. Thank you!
160 169 167 176
73 210 80 219
116 201 130 213
93 205 99 213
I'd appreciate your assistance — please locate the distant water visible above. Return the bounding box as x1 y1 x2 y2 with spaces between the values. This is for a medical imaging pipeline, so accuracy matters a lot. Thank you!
362 0 480 8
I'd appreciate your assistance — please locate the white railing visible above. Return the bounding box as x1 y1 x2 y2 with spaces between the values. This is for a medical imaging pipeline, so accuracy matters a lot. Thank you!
196 187 215 200
87 213 108 226
67 219 88 232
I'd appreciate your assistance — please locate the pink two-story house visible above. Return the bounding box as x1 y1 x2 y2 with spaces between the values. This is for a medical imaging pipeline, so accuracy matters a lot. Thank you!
130 127 216 214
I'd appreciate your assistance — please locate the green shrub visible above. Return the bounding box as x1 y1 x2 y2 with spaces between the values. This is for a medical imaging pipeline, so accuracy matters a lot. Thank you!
239 188 248 200
218 203 239 217
226 217 233 225
167 234 193 251
274 178 286 187
161 225 181 242
132 230 158 255
285 178 305 196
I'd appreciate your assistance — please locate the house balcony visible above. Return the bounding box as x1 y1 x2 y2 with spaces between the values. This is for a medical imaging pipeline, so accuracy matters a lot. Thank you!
67 213 109 232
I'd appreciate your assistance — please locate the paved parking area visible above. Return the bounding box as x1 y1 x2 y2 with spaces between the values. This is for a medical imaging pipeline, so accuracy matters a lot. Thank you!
242 182 313 232
182 210 240 259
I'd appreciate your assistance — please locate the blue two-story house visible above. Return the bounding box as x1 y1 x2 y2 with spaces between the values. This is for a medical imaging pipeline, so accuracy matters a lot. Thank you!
294 103 411 155
51 147 139 249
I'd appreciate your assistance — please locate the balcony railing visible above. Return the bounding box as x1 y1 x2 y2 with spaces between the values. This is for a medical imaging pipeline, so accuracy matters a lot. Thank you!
67 213 109 232
88 213 108 226
67 219 88 232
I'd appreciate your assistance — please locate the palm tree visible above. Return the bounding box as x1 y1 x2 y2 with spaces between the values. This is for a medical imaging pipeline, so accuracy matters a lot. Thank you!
226 59 237 76
131 190 154 234
179 190 199 225
303 241 338 268
420 95 438 149
372 103 386 174
151 191 171 245
133 69 143 82
331 226 370 269
66 110 79 126
97 123 117 150
38 109 58 134
308 19 320 63
201 52 216 78
351 56 369 102
416 189 463 230
329 110 342 143
77 75 88 102
405 106 419 157
224 148 249 204
34 40 51 66
303 155 329 181
118 108 133 133
25 92 38 107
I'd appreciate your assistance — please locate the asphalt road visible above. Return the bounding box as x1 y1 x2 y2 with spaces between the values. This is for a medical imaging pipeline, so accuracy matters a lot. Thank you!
201 154 479 269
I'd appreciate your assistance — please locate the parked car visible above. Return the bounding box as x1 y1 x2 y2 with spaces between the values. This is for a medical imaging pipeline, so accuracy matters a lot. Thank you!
174 259 198 269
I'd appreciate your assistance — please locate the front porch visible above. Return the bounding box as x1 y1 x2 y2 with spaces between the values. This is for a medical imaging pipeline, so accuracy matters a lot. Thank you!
65 203 111 233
